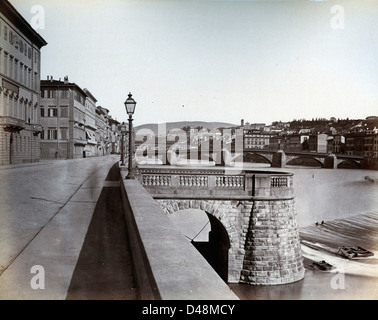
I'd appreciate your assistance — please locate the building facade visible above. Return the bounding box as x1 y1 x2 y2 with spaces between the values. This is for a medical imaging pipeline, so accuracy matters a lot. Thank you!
108 116 120 154
40 77 89 159
243 129 271 150
95 106 111 156
283 134 309 152
309 133 328 153
327 135 345 154
83 88 97 157
345 133 376 158
0 0 47 165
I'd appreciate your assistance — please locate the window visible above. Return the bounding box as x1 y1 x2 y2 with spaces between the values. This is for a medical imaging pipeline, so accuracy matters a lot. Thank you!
61 89 69 98
14 60 18 81
9 56 13 78
46 90 55 98
24 66 27 86
48 108 57 117
48 129 57 140
40 108 45 117
60 128 68 140
40 130 45 140
60 106 68 117
20 62 24 83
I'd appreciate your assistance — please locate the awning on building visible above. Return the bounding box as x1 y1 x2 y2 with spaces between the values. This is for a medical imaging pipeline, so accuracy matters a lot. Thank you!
86 130 97 145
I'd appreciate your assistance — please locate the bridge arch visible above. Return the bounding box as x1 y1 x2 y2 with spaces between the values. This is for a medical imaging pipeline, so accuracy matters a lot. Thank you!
286 156 323 167
337 159 361 169
244 152 272 164
157 199 240 282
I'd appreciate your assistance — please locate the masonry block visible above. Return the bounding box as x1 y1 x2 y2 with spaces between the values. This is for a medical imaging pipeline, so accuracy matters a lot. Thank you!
324 154 337 169
156 196 304 286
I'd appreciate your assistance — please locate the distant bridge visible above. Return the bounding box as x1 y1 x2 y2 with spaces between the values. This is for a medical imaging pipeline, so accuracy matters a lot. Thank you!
138 146 365 169
243 150 364 169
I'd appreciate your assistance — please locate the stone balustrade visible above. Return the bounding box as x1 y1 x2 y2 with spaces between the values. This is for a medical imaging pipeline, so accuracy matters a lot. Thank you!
137 167 294 200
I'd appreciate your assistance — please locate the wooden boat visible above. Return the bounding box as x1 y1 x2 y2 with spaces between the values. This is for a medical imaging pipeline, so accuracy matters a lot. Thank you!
312 260 333 271
364 176 374 183
337 246 374 259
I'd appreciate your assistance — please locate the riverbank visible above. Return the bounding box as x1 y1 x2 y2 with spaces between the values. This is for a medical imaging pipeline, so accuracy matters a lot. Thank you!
229 211 378 300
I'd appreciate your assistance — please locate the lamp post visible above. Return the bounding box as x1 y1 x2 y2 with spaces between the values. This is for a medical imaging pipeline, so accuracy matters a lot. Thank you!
120 122 127 166
124 92 137 179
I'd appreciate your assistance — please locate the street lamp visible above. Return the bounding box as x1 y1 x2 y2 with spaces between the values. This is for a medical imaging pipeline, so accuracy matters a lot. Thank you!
120 122 127 166
124 92 137 179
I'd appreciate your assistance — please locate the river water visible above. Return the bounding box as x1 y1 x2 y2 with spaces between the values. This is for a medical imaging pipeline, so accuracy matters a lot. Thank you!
164 163 378 300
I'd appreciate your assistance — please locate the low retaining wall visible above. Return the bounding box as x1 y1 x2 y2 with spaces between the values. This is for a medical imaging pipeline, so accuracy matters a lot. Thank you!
120 177 239 300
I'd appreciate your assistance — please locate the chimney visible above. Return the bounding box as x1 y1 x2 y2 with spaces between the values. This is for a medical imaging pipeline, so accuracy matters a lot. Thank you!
47 75 49 80
241 119 244 127
64 76 69 84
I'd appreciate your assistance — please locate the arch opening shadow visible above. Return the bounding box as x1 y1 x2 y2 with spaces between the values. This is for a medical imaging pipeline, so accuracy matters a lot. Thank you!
191 213 230 283
287 156 323 167
244 152 271 164
337 159 361 169
166 209 230 282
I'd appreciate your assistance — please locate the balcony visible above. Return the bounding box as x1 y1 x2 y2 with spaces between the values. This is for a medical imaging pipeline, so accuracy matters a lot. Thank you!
0 116 26 133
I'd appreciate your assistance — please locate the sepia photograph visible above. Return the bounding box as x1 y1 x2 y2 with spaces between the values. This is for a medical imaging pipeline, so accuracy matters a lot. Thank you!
0 0 377 310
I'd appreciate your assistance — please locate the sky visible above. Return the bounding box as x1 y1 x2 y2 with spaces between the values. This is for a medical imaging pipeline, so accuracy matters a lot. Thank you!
9 0 378 126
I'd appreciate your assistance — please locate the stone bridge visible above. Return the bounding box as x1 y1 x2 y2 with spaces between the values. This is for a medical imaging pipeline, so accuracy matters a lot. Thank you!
243 150 364 169
141 147 365 169
136 166 305 285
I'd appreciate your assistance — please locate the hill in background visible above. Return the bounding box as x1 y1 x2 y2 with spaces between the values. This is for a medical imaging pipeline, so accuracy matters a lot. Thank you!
135 121 237 135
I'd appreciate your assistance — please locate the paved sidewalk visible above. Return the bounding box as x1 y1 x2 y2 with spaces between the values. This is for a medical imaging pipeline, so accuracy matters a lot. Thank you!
66 163 136 300
0 157 132 299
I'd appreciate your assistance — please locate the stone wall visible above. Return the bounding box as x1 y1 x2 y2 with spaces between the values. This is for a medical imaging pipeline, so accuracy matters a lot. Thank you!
241 199 304 285
0 128 40 165
157 198 304 285
121 180 239 300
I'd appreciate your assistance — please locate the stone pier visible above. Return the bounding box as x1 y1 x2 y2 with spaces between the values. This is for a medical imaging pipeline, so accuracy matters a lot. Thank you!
140 167 305 285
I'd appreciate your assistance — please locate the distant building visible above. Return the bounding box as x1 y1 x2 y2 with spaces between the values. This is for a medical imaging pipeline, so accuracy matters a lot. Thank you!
271 121 290 129
345 133 376 158
269 135 285 151
309 133 328 153
83 88 97 157
0 0 47 165
326 135 345 154
95 106 111 156
108 116 120 154
299 128 312 135
40 77 88 159
283 134 309 152
244 122 266 130
243 129 271 150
